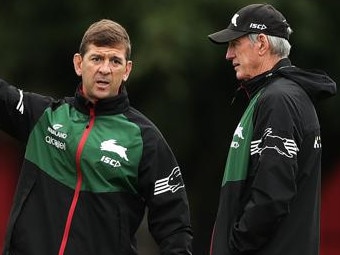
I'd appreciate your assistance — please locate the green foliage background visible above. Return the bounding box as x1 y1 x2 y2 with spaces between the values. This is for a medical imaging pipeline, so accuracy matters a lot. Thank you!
0 0 339 254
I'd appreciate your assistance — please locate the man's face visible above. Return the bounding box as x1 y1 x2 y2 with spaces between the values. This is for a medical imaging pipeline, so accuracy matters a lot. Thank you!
73 44 132 102
226 35 262 81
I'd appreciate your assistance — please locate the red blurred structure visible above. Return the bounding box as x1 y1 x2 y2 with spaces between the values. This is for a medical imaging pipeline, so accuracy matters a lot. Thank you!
321 164 340 255
0 136 20 251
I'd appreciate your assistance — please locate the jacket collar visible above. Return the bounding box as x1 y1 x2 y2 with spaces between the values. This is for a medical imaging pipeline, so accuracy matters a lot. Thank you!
74 84 130 115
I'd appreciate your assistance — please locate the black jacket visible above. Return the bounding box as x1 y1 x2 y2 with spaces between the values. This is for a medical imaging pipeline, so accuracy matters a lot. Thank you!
0 81 193 255
210 58 336 255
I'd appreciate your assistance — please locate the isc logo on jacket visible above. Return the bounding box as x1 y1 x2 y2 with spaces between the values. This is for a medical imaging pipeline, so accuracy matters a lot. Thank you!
100 139 129 168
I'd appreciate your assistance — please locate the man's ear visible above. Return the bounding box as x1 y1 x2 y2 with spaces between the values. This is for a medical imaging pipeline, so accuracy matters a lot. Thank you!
123 60 133 82
257 34 270 56
73 53 83 76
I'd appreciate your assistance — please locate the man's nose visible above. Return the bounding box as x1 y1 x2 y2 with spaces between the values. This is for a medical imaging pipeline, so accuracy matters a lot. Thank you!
226 46 234 61
99 60 112 74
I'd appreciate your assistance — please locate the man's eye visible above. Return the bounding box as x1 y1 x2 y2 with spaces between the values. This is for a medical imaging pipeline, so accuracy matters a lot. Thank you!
111 58 122 65
91 57 101 62
229 41 236 47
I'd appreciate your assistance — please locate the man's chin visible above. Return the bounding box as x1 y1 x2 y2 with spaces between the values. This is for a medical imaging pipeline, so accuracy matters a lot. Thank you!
236 73 250 81
94 90 118 100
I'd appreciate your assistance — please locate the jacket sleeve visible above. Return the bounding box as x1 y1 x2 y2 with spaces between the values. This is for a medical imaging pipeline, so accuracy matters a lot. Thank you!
138 127 193 255
0 78 53 142
230 86 301 253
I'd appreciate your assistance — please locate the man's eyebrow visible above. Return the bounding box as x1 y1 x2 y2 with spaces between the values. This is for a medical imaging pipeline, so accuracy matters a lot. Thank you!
90 52 123 58
88 53 102 57
111 55 123 59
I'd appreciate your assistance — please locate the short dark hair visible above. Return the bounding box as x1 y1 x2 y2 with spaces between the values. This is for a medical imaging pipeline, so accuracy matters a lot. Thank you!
79 19 131 59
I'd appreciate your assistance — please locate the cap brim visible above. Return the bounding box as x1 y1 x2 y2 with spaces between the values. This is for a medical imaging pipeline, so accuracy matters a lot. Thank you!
208 29 248 44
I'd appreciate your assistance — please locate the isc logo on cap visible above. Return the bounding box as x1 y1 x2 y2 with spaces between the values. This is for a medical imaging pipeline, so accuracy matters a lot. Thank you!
249 23 267 30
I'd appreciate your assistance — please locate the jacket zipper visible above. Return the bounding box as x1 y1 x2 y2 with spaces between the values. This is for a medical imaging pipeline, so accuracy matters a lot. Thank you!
58 106 95 255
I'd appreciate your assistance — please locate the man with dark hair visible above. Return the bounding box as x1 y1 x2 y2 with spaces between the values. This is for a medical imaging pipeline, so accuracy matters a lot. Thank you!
0 19 192 255
208 4 336 255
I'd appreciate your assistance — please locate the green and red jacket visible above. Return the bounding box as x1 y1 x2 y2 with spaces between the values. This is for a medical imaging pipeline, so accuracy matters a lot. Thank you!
210 59 336 255
0 81 192 255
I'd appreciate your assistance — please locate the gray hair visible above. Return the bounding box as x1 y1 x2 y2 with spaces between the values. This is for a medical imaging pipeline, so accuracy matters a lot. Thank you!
248 28 292 58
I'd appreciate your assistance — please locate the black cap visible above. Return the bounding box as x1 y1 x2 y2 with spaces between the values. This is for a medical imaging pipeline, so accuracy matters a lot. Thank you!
208 4 290 44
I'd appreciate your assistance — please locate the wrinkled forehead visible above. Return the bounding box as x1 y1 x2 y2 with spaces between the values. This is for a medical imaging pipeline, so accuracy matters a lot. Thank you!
83 43 129 59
